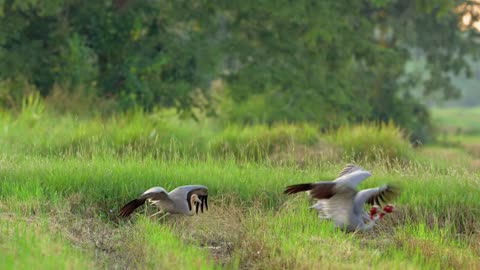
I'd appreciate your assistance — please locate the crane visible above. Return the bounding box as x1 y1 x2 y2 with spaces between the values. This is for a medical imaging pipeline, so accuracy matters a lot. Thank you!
119 185 208 218
284 164 399 232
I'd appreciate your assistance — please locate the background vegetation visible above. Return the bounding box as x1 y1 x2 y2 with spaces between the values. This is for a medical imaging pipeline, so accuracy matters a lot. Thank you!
1 0 480 269
2 0 480 142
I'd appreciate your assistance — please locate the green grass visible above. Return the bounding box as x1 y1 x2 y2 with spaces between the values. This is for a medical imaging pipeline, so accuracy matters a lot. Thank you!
120 218 220 269
1 155 479 269
1 108 479 269
432 107 480 136
0 219 95 270
0 99 413 164
327 122 414 163
431 107 480 164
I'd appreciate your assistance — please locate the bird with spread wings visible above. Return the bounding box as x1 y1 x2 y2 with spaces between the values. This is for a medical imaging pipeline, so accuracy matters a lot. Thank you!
119 185 208 219
284 164 399 232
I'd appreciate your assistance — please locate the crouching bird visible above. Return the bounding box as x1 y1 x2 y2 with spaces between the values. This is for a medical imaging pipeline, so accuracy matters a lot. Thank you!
284 164 399 232
119 185 208 219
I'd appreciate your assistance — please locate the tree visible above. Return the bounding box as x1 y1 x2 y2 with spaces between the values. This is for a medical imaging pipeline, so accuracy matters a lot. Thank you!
213 0 480 141
0 0 220 113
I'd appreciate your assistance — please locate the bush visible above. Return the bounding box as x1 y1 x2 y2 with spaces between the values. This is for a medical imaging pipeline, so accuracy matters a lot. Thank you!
328 122 414 163
0 104 416 165
210 123 320 160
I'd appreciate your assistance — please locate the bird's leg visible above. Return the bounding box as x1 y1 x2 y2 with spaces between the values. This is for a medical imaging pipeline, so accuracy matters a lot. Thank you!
144 204 149 216
149 210 166 219
143 199 155 216
363 219 377 231
151 212 170 220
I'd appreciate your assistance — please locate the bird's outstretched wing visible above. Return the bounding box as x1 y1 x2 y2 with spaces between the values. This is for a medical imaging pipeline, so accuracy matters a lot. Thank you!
284 183 315 195
118 187 171 217
169 185 209 214
284 182 336 198
186 186 209 214
334 165 372 189
287 164 370 196
337 164 365 178
284 181 356 200
285 180 359 230
352 185 400 215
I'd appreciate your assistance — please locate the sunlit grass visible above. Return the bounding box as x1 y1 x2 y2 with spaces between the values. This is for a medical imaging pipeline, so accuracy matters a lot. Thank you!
120 218 219 270
431 107 480 171
0 109 479 269
0 155 479 269
0 107 414 164
327 122 414 163
432 107 480 136
0 219 95 270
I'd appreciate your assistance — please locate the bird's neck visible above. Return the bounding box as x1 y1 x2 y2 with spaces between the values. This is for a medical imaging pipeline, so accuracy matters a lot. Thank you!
363 220 376 231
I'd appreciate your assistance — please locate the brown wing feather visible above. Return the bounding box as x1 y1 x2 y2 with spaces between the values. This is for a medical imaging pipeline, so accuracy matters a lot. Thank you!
365 185 399 206
309 182 337 199
284 183 314 195
119 190 170 218
119 198 147 217
284 182 338 200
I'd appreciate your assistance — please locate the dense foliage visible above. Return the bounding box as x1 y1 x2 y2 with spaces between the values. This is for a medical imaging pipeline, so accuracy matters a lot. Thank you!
1 0 479 142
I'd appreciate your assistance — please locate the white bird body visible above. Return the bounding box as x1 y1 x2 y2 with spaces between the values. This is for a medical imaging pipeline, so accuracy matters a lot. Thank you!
285 164 398 232
119 185 208 217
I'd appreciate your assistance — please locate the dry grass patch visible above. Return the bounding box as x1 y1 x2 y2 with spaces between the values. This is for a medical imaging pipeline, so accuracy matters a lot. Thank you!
465 143 480 158
166 195 245 267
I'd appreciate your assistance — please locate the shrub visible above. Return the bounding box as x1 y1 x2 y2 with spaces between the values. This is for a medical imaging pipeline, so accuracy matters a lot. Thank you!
328 122 414 163
209 123 320 160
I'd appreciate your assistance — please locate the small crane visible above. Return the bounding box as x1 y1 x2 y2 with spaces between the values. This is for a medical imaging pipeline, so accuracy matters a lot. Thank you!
119 185 208 218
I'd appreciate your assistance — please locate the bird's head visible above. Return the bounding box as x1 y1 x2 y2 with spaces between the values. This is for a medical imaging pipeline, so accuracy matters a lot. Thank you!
190 194 203 214
369 205 380 216
191 194 202 205
369 204 395 221
383 204 394 213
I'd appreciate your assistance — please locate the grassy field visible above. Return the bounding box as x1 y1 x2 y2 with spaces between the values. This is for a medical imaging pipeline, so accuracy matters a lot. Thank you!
1 105 479 269
431 107 480 170
432 107 480 136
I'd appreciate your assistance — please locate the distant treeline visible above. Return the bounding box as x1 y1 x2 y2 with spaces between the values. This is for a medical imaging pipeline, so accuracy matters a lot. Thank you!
1 0 480 142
